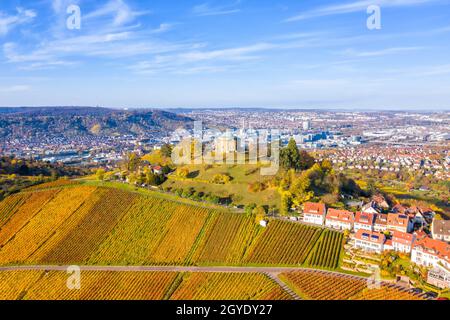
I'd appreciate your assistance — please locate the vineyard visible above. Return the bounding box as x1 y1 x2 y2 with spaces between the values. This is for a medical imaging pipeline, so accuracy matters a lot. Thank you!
0 184 343 268
245 220 322 265
305 230 343 269
350 286 425 300
170 272 291 300
25 179 80 191
0 270 291 300
279 270 425 300
0 186 97 265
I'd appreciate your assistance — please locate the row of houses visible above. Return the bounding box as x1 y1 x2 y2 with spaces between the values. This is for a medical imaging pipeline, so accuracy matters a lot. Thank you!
302 201 450 288
348 224 450 289
303 202 414 234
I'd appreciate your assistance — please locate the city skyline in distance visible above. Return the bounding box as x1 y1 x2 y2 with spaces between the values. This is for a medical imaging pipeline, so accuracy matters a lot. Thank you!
1 0 450 110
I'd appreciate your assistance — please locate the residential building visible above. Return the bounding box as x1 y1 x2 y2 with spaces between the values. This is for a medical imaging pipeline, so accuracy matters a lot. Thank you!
428 267 450 289
361 202 380 214
432 220 450 243
374 213 388 232
353 229 386 253
387 213 413 233
372 194 390 210
392 204 408 214
303 202 326 226
354 212 375 232
152 165 163 175
391 231 416 254
384 239 393 251
411 236 450 270
325 208 354 231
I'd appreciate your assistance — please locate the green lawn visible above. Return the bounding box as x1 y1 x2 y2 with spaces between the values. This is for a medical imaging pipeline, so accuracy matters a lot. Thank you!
162 164 280 208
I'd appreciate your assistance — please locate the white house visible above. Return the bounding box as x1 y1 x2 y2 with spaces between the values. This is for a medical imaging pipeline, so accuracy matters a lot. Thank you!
303 202 326 226
354 212 375 232
353 229 385 254
325 208 354 231
411 236 450 270
361 201 380 214
432 220 450 243
374 213 388 232
387 213 413 233
428 266 450 289
391 231 416 254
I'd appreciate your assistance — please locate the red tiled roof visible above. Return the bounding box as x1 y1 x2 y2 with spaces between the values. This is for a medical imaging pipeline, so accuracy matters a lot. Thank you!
354 212 375 225
392 204 408 214
413 236 450 263
375 213 388 226
303 202 326 216
387 213 409 228
354 229 385 245
392 231 415 246
326 208 354 223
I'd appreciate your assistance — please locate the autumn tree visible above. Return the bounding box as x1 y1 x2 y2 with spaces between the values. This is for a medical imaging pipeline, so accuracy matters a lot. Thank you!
298 150 315 171
253 205 267 223
280 191 293 216
280 138 300 170
160 144 173 158
95 169 105 181
176 167 190 178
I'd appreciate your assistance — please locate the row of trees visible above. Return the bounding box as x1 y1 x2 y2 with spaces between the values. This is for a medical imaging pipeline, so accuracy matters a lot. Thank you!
0 156 88 178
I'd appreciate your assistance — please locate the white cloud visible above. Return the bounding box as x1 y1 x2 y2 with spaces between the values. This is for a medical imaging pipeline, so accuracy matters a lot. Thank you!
179 43 274 62
285 0 438 22
192 2 241 16
342 46 425 57
0 7 37 36
150 23 174 34
3 28 201 70
0 85 31 93
84 0 151 27
129 42 275 75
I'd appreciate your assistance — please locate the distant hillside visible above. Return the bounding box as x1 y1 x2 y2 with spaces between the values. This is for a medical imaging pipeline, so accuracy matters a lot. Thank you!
0 182 343 268
0 107 193 138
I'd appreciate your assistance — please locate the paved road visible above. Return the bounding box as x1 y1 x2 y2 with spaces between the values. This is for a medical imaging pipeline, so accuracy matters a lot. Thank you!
0 265 366 278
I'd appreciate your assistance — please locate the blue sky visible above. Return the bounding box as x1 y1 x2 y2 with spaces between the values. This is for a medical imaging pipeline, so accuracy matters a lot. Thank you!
1 0 450 110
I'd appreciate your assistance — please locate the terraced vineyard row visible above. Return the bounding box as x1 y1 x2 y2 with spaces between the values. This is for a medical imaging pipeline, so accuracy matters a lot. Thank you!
25 179 81 191
0 189 60 246
306 230 343 269
0 270 291 300
0 193 29 227
0 187 97 265
279 270 424 300
171 272 292 300
0 184 344 268
245 220 322 265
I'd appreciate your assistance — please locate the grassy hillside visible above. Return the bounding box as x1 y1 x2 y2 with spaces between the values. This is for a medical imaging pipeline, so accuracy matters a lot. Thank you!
0 183 343 268
163 164 280 207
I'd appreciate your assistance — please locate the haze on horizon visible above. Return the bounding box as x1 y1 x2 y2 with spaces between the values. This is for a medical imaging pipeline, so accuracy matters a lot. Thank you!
1 0 450 110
